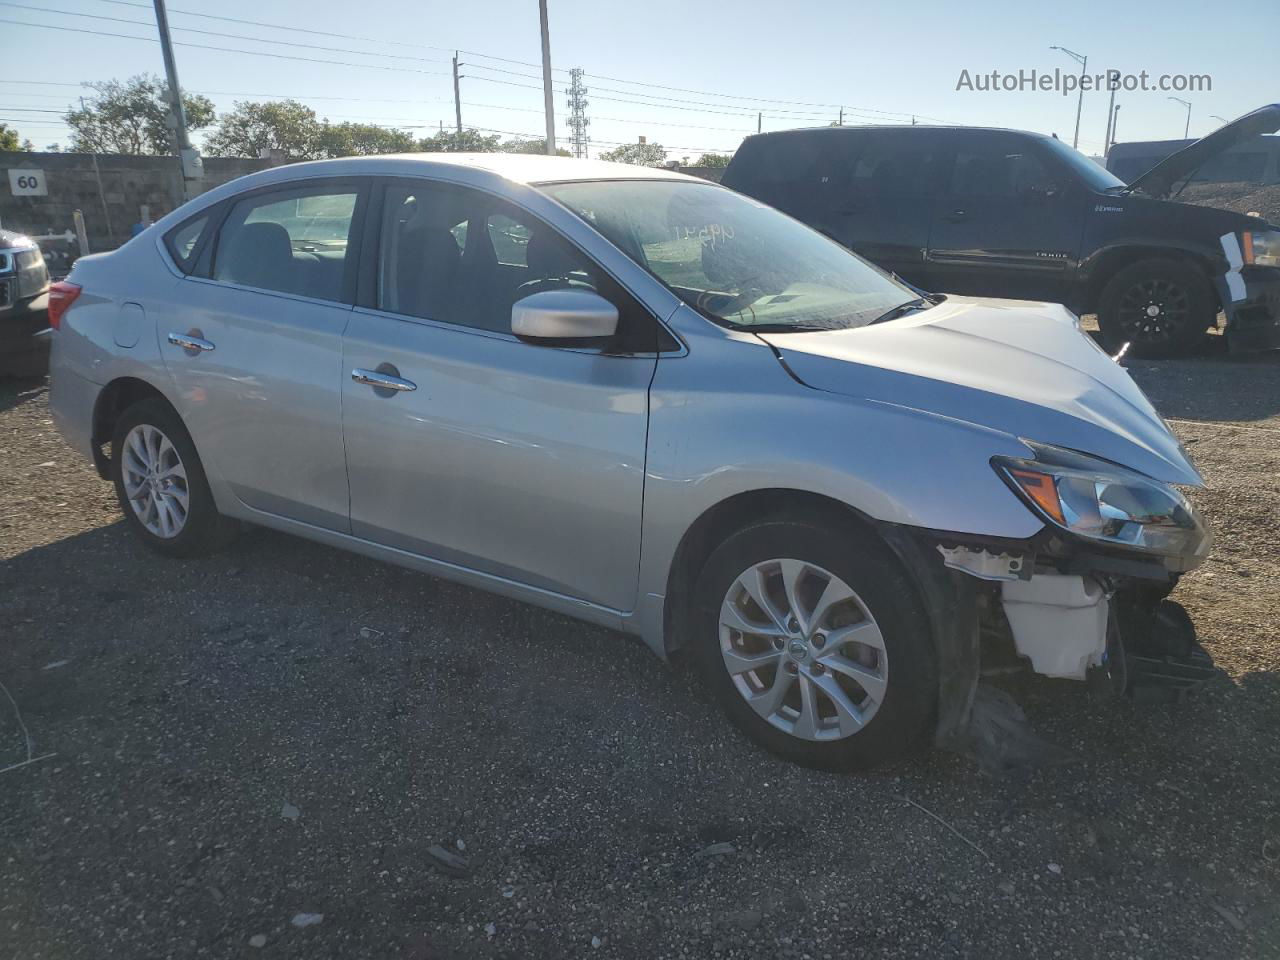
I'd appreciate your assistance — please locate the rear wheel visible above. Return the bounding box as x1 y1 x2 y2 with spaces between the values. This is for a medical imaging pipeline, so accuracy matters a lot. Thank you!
1097 258 1214 357
690 517 937 770
111 399 237 557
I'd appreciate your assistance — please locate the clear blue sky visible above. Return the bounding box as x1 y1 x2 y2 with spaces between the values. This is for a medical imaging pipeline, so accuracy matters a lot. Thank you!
1 0 1275 158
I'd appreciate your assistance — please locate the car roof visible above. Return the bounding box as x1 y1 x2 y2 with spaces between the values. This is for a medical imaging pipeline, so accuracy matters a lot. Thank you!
740 125 1052 140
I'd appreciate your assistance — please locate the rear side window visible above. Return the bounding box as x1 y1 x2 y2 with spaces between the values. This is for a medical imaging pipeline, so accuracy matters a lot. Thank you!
164 213 211 273
848 133 947 198
213 185 359 302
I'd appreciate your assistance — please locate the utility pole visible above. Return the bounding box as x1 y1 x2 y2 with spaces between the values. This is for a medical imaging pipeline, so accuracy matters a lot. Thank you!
452 52 463 136
1103 69 1119 156
757 112 761 134
566 68 590 158
1111 104 1121 145
1169 96 1192 138
538 0 556 154
1050 45 1088 149
838 107 843 126
152 0 202 199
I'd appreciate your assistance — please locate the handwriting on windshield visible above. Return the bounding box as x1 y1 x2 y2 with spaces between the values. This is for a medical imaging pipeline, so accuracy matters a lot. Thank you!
672 223 736 247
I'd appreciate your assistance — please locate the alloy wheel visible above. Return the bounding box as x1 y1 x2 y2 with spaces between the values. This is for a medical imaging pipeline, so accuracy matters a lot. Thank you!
121 423 190 539
719 558 888 741
1115 277 1190 344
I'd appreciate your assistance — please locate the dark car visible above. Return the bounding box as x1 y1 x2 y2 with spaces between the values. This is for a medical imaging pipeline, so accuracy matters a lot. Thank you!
722 105 1280 355
0 227 52 376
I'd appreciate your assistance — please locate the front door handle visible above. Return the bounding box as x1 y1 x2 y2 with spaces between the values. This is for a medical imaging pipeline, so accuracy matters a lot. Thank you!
352 368 417 392
168 331 215 352
942 209 969 222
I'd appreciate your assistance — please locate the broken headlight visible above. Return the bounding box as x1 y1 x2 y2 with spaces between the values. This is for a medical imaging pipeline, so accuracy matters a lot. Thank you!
993 444 1209 559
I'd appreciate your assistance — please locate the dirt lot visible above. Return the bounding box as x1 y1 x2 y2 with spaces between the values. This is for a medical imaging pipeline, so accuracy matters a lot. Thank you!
1 349 1279 960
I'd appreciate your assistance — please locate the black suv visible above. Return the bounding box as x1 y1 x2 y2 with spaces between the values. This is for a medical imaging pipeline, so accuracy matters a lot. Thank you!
0 227 52 376
722 105 1280 355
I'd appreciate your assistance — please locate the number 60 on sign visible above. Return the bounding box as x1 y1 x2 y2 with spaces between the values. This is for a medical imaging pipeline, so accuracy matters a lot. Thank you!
8 169 48 196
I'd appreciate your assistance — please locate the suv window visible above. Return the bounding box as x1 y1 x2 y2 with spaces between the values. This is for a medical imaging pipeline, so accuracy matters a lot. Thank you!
213 185 359 301
950 137 1053 197
848 133 946 198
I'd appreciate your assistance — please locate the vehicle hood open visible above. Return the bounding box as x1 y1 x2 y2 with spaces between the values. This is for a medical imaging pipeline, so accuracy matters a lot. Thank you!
1126 103 1280 199
757 297 1203 487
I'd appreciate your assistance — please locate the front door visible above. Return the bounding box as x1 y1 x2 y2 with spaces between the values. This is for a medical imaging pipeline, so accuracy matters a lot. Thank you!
926 132 1083 301
341 180 656 611
158 180 364 531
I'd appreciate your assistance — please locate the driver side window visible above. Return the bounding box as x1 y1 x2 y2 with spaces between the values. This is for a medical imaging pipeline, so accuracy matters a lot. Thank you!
376 182 598 334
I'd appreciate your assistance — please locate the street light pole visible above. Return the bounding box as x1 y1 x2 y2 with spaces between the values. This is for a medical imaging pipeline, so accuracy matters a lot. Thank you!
1168 97 1192 138
1111 104 1121 146
538 0 556 155
1103 69 1119 156
152 0 201 199
1050 45 1088 149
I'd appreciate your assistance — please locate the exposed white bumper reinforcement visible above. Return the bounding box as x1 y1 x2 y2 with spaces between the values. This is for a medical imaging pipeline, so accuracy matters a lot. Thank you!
1001 573 1108 680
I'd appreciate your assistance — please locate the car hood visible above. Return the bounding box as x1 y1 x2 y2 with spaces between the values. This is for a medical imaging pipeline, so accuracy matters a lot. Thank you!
1127 103 1280 199
757 296 1203 487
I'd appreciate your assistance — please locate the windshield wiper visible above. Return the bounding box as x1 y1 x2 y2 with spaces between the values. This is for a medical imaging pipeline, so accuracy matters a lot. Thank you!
870 297 931 325
739 322 830 333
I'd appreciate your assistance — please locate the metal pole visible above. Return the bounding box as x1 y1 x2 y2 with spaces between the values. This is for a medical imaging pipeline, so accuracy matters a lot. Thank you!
151 0 201 200
1072 55 1086 149
1168 97 1192 139
452 53 463 136
1111 105 1120 144
757 112 762 134
838 107 843 126
538 0 555 155
1103 70 1118 155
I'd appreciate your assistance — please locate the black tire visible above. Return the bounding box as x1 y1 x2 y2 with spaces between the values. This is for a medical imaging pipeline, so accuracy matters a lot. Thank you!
110 398 237 557
1097 258 1215 357
690 516 937 771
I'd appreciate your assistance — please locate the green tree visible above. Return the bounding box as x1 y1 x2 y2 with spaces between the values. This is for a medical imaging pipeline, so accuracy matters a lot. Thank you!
317 121 418 157
0 123 19 151
65 75 214 155
693 152 732 169
417 129 503 152
204 100 323 160
500 137 571 157
599 141 667 166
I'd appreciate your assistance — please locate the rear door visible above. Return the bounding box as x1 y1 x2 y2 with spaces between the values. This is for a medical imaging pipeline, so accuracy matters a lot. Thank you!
157 179 364 530
826 129 948 286
340 179 659 611
925 132 1083 300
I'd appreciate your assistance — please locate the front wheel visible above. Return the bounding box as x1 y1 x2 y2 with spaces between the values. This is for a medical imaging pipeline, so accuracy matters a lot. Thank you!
1097 258 1215 357
690 518 937 770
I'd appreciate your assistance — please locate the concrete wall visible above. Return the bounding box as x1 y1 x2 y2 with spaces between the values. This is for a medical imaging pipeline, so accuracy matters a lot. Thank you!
0 152 271 254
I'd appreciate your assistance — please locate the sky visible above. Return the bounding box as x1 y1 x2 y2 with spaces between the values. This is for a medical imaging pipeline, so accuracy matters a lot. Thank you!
1 0 1276 159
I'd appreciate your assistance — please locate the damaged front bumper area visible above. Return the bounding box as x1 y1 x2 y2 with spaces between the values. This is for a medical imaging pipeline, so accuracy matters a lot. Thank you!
1217 258 1280 353
881 514 1214 752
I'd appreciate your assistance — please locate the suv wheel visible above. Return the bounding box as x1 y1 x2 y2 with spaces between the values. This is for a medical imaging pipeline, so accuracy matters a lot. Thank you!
690 517 936 770
111 398 237 557
1097 258 1214 357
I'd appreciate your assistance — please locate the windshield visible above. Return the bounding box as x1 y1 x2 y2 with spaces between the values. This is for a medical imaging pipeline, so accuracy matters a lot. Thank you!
1039 137 1128 192
543 179 917 331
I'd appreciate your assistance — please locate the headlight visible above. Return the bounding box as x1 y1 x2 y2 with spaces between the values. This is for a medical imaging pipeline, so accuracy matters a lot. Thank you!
1243 230 1280 269
993 443 1208 559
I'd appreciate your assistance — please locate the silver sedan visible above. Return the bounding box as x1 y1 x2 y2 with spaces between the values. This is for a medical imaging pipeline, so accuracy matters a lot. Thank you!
47 154 1210 769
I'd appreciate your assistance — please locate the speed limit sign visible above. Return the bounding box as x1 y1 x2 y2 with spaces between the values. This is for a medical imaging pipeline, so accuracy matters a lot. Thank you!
8 169 48 196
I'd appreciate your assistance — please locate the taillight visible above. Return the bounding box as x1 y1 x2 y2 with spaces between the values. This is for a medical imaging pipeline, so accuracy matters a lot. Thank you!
46 281 82 330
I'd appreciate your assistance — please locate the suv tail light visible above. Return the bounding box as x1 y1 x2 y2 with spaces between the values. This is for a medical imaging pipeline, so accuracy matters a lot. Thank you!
46 281 82 330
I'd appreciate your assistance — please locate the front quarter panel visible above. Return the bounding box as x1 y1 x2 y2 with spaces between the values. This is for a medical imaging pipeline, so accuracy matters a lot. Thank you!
634 307 1043 652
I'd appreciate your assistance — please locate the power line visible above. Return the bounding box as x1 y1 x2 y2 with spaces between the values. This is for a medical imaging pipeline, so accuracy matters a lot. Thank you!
0 18 451 77
0 3 446 62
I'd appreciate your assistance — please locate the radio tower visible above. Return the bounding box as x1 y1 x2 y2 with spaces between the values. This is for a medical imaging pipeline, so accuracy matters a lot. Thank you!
566 68 590 158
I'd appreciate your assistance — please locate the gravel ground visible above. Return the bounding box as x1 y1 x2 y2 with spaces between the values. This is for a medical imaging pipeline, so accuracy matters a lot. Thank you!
1 349 1278 960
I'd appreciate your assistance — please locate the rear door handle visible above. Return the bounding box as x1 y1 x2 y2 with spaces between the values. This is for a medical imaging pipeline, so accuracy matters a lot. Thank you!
942 209 969 222
167 332 215 351
351 368 417 392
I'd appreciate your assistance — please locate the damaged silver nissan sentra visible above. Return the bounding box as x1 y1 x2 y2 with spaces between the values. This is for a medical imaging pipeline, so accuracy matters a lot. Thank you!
46 155 1211 769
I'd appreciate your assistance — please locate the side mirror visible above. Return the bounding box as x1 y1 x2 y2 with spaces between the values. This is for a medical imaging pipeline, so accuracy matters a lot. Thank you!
511 289 619 342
